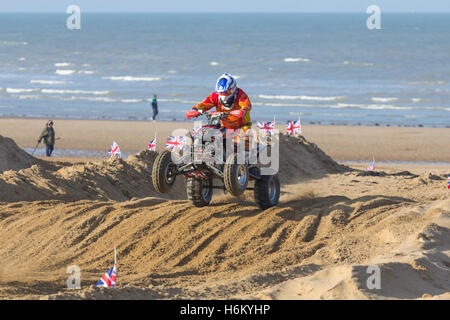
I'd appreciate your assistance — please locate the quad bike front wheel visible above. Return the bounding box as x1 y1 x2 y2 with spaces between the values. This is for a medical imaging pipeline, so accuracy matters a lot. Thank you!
152 150 177 193
186 176 213 207
254 174 280 210
224 153 249 196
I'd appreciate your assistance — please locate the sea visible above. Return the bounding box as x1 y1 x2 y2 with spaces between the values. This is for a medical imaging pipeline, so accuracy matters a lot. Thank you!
0 13 449 127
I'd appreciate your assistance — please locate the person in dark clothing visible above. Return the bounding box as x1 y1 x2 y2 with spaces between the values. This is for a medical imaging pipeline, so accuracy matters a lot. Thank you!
151 94 158 120
38 120 56 157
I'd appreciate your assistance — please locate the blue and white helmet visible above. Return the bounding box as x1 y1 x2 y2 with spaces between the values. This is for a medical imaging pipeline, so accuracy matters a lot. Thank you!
215 73 237 94
216 73 238 110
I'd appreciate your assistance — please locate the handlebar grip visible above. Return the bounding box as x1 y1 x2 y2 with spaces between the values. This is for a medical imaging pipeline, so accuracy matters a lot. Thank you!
186 110 201 119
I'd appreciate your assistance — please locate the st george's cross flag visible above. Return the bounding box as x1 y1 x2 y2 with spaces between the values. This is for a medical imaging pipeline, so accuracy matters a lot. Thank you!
257 121 275 135
108 141 121 158
286 120 301 135
148 139 156 151
166 136 186 150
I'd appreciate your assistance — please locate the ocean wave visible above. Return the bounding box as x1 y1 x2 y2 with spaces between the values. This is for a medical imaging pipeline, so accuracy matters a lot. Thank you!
343 61 374 67
167 70 177 74
156 98 199 105
120 99 144 103
18 95 41 100
284 58 310 62
61 96 117 102
55 63 73 67
407 80 447 86
19 57 26 61
41 89 110 95
78 70 98 75
257 94 346 101
288 112 366 118
102 76 161 82
6 88 39 93
30 80 67 85
332 104 449 112
55 70 76 75
370 97 399 102
254 101 449 112
0 41 28 46
256 102 314 108
333 103 412 110
411 98 424 103
209 61 219 66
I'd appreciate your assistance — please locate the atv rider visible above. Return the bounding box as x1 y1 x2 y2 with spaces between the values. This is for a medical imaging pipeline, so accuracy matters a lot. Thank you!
191 73 252 132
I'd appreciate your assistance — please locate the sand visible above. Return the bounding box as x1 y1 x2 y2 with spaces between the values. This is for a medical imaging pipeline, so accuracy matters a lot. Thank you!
0 118 449 162
0 120 449 300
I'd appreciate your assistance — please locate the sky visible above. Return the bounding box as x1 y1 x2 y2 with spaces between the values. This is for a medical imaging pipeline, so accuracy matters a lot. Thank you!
0 0 449 12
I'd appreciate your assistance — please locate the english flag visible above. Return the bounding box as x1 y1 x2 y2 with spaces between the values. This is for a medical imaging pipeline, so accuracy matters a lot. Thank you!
96 265 117 288
257 121 275 135
166 136 186 150
286 120 301 135
108 141 121 158
148 139 156 151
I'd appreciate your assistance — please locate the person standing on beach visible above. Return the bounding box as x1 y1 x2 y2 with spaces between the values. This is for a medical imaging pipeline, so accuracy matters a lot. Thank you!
38 120 55 157
151 94 158 120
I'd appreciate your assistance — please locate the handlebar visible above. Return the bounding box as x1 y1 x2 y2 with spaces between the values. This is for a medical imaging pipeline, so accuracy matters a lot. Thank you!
185 110 244 120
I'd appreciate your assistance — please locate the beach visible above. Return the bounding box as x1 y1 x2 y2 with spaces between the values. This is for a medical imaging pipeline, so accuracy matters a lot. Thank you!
0 119 449 300
1 118 449 163
0 11 449 301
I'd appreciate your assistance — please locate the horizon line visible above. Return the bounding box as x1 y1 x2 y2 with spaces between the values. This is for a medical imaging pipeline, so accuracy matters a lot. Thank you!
1 11 450 14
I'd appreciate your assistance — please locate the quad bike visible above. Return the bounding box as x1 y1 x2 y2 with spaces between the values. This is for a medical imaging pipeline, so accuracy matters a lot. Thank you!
151 110 280 209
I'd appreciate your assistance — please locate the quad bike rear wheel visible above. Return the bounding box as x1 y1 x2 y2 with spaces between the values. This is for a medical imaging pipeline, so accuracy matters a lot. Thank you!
186 176 213 207
152 150 177 193
223 153 249 196
254 174 280 210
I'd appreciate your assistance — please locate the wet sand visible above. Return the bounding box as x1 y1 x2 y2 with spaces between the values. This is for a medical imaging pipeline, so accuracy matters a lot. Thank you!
0 118 449 162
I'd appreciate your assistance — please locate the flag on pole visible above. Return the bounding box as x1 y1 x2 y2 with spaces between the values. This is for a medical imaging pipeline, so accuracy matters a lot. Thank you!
257 121 275 135
192 126 201 136
286 120 301 135
367 157 375 171
108 141 121 158
148 139 156 151
448 175 450 189
166 136 186 150
96 248 117 287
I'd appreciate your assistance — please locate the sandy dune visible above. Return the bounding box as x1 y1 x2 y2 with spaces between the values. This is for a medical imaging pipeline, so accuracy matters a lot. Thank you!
0 133 448 300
